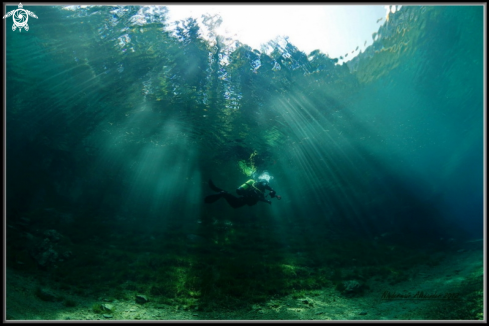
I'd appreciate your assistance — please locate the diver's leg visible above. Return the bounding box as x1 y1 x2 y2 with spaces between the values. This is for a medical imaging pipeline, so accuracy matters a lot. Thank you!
243 197 260 206
221 193 247 209
204 193 223 204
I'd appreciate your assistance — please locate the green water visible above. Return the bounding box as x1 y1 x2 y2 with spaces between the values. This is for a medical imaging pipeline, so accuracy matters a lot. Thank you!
5 5 484 319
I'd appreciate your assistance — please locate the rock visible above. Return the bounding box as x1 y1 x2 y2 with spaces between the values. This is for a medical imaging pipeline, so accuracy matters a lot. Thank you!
34 248 59 268
35 288 58 302
344 280 359 291
103 314 113 318
135 294 148 304
340 280 366 296
29 238 55 268
28 231 73 269
101 304 114 312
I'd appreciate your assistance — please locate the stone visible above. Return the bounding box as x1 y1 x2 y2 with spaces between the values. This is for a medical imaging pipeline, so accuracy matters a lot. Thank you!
341 280 365 295
103 314 113 318
344 280 361 292
135 294 148 304
101 304 114 312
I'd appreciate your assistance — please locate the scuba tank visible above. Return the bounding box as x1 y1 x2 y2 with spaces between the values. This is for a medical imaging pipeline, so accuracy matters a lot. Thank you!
239 179 255 191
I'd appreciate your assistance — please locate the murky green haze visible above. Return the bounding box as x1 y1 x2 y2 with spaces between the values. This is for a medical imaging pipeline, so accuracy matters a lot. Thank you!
5 5 484 315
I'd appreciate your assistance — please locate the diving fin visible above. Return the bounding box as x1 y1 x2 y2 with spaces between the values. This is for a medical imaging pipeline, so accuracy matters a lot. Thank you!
208 179 223 192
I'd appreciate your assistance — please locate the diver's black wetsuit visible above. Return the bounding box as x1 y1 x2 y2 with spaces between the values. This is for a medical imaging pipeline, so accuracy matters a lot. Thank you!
204 179 277 209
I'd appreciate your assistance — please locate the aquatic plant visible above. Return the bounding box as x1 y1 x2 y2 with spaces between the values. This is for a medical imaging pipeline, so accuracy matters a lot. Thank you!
91 303 103 314
238 150 258 177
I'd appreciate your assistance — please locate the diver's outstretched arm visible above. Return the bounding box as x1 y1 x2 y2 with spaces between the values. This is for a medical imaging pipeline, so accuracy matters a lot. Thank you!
269 189 281 200
258 197 272 205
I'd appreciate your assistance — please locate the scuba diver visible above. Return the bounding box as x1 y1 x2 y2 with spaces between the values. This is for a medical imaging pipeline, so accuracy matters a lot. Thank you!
204 172 281 209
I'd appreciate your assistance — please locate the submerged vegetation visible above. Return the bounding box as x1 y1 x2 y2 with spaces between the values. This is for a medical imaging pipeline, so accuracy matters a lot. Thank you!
7 205 476 316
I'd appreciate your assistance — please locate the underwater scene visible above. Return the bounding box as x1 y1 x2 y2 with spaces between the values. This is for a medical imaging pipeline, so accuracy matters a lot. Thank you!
5 4 485 321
